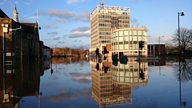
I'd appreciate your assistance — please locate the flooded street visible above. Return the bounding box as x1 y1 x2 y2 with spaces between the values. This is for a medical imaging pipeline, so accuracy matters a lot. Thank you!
1 0 192 108
17 57 192 108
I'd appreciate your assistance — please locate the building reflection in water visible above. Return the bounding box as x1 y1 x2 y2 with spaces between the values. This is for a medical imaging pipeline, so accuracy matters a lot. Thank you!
148 58 166 66
0 59 49 108
90 58 148 107
51 57 88 64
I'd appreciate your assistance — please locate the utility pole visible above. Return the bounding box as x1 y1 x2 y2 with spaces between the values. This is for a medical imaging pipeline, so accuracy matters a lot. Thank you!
159 36 160 57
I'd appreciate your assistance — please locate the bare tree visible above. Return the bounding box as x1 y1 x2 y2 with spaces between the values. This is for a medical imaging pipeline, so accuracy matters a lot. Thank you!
190 29 192 45
173 28 192 52
175 58 192 82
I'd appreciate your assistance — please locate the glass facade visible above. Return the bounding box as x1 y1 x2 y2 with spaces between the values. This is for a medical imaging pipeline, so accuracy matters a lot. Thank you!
112 28 148 56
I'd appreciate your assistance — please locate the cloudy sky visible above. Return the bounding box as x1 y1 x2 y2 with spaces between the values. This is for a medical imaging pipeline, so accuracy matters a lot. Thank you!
1 0 192 48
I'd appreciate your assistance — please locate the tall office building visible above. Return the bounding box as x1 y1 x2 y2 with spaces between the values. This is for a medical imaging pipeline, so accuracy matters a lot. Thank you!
90 1 130 52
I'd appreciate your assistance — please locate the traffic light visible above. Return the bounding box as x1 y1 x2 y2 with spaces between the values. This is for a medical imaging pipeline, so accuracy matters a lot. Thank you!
112 54 118 66
119 55 128 64
141 41 144 49
96 63 99 71
103 47 109 54
139 70 145 80
95 48 99 56
139 41 144 50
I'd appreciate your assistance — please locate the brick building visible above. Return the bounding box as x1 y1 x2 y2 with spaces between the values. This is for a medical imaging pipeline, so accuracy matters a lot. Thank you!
148 44 166 57
0 7 50 107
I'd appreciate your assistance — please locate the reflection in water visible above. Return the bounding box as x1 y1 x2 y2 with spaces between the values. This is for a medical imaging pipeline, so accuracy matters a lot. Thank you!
177 57 192 107
148 58 166 66
90 58 148 107
1 56 192 107
51 57 88 64
0 58 48 108
177 58 192 82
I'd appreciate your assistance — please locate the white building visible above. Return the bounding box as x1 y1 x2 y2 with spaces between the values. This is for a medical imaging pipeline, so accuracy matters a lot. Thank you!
111 27 148 57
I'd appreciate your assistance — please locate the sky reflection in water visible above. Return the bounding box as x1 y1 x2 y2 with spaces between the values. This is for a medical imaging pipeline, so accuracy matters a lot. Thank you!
20 58 192 108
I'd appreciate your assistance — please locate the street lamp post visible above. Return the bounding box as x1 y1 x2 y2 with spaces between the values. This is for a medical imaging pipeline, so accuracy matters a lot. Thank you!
159 36 160 57
178 12 186 107
178 12 184 55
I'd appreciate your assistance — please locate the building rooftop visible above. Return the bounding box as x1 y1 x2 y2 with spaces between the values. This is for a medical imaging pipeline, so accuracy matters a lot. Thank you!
21 23 38 33
91 4 130 15
0 9 9 18
20 22 40 39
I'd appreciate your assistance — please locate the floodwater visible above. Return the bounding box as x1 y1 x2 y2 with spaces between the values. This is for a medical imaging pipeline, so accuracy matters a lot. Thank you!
1 57 192 108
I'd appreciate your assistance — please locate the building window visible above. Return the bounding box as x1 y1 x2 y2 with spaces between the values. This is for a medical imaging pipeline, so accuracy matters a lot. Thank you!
155 46 158 51
119 31 123 36
124 31 128 35
133 30 137 35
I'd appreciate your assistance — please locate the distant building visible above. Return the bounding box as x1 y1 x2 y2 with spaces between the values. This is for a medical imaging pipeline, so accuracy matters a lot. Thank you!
112 27 148 57
90 2 130 53
43 45 51 60
43 45 51 69
148 44 166 57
